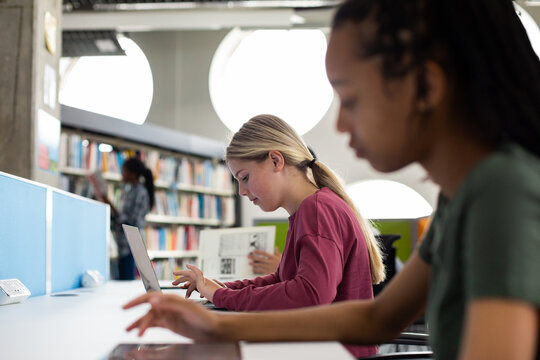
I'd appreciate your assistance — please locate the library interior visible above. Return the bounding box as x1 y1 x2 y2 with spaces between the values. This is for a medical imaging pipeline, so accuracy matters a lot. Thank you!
1 1 539 359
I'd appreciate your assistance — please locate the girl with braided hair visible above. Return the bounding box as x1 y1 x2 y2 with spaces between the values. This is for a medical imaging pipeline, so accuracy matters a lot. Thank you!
124 1 540 358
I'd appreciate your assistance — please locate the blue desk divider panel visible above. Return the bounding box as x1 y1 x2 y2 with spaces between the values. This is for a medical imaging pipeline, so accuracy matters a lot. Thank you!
51 191 108 293
0 174 47 297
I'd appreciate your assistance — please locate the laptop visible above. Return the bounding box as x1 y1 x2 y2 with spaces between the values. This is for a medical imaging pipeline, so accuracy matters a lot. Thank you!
121 224 208 304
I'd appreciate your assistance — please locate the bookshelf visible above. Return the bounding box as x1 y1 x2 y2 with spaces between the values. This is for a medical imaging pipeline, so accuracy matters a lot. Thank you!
57 113 238 280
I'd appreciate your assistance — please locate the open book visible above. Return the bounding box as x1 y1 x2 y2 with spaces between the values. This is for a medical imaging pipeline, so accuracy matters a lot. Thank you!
87 170 108 201
198 226 276 281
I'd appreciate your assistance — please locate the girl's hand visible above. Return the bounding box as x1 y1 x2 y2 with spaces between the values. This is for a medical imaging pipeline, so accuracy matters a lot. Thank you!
212 279 227 288
248 247 282 274
123 292 221 340
172 264 222 302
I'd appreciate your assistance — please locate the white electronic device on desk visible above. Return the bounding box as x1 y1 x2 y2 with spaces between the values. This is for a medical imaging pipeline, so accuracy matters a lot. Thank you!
81 269 105 288
0 278 31 305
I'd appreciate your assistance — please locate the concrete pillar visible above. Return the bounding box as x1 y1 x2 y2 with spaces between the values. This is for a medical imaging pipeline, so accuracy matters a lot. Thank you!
0 0 61 187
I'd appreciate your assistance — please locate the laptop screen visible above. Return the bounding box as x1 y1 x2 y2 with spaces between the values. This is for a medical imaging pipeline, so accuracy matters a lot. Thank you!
122 224 161 293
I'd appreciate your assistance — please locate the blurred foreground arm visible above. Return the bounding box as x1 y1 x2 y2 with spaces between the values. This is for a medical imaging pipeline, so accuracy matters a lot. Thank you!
124 252 429 344
459 299 538 360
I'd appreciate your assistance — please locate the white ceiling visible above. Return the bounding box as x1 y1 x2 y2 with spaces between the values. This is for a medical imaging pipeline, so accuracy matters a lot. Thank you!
63 1 540 32
62 6 336 31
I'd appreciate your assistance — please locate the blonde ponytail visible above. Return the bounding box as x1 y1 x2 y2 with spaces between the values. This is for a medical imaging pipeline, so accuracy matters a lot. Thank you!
309 161 385 284
226 114 386 284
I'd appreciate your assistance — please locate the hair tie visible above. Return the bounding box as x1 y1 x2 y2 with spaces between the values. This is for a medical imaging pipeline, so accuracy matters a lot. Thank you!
308 158 317 168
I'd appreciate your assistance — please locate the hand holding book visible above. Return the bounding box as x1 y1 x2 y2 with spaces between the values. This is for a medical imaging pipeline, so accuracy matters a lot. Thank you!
87 170 107 202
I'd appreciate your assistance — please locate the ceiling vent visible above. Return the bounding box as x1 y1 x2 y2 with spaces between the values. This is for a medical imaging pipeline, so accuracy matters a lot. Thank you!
62 0 342 11
62 31 125 57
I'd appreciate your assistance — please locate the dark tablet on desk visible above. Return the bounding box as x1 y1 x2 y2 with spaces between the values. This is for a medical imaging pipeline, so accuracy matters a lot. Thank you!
107 342 240 360
202 302 229 311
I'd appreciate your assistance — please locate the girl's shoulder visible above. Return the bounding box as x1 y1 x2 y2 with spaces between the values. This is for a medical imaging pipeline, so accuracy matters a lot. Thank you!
302 187 341 206
293 187 357 241
298 187 354 220
459 143 540 201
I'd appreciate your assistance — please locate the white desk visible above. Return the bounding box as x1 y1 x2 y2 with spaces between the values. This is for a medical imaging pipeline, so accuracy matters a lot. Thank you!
0 281 354 360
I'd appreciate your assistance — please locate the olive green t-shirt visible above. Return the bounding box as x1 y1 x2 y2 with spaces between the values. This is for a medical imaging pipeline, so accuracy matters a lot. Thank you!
419 143 540 360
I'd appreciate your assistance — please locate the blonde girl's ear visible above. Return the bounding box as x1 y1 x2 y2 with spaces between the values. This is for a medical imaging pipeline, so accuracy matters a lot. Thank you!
268 150 285 172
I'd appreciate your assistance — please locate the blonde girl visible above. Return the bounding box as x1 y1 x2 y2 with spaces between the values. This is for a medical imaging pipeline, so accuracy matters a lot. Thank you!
171 114 384 357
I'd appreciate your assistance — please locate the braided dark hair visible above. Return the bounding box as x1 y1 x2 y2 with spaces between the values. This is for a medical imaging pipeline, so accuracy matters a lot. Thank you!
122 157 155 209
333 0 540 156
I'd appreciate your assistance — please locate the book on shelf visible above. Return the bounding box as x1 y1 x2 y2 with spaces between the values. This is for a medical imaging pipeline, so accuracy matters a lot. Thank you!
59 130 237 227
60 132 234 193
166 191 179 216
151 191 234 223
146 150 160 179
151 257 197 280
60 133 141 174
68 133 82 168
177 158 193 185
107 183 122 208
145 226 200 252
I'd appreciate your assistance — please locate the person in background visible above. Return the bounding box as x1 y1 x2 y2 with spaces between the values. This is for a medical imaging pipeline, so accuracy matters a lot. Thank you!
105 157 155 280
123 0 540 359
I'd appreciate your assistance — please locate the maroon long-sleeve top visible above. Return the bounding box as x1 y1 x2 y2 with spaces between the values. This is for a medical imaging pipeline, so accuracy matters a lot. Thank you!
212 187 377 358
